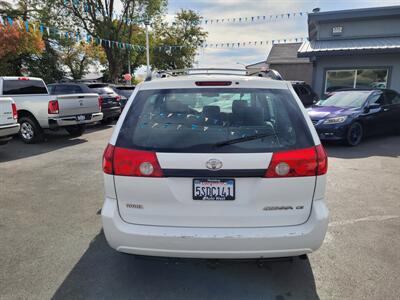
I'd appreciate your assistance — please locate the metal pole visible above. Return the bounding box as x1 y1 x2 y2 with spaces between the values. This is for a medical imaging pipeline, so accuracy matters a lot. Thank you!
145 20 150 78
127 49 131 86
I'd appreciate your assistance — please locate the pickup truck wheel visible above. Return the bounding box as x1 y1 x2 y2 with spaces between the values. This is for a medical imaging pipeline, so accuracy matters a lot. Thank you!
65 125 86 137
19 117 44 144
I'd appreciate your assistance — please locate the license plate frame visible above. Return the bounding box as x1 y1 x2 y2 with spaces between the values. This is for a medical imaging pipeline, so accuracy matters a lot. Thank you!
192 178 235 201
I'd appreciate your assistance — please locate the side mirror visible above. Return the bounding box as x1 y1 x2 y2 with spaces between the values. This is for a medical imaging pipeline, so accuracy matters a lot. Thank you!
369 103 381 110
364 103 380 113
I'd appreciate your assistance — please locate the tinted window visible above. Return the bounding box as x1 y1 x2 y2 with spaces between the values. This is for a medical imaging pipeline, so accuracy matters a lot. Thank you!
320 91 370 108
294 86 310 96
88 86 114 94
117 88 313 153
54 85 82 94
48 85 55 94
3 79 47 95
113 87 135 98
385 90 400 105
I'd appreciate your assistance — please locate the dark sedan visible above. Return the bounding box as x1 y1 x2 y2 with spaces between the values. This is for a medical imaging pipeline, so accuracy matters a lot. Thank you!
86 84 122 124
110 85 135 111
307 89 400 146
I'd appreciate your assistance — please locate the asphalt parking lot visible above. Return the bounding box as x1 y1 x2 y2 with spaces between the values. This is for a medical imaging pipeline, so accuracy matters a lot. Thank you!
0 125 399 300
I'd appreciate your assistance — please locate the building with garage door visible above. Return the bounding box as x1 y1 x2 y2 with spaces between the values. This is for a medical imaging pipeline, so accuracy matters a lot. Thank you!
298 6 400 96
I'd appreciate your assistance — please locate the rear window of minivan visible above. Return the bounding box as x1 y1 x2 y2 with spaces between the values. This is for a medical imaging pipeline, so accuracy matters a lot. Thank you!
2 80 48 95
117 88 313 153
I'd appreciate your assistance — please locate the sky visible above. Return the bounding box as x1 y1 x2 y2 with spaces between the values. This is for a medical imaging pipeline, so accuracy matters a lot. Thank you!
5 0 400 76
165 0 400 69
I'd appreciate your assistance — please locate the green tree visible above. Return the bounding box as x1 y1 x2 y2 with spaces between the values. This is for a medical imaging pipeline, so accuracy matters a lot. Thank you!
63 0 167 82
59 41 107 80
25 40 65 83
151 9 207 70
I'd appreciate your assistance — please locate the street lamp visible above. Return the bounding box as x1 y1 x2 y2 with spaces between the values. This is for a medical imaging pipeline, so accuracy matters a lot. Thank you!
144 19 150 78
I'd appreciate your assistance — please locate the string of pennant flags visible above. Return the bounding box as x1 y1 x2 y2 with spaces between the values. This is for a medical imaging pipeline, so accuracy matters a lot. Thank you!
0 15 307 50
64 0 308 26
200 11 307 26
202 37 307 48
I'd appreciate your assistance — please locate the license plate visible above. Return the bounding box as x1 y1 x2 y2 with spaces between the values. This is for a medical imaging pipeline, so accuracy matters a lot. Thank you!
76 115 85 121
193 179 235 200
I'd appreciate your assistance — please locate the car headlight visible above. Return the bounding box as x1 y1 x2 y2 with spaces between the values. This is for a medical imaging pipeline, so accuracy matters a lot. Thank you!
323 116 347 124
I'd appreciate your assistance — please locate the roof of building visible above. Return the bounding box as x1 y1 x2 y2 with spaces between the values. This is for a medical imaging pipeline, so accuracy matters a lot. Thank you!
267 43 310 64
246 61 267 68
308 5 400 23
298 37 400 57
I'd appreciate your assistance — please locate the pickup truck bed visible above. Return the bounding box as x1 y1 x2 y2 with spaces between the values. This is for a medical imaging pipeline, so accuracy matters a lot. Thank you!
0 77 103 143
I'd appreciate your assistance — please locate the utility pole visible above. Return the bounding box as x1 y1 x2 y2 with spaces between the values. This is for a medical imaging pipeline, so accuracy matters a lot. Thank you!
127 49 131 86
145 18 150 78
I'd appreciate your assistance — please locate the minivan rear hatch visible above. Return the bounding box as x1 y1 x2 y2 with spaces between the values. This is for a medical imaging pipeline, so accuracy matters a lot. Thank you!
113 87 319 228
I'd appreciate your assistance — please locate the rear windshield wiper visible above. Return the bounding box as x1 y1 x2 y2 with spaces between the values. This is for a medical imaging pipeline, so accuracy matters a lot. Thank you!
214 132 277 147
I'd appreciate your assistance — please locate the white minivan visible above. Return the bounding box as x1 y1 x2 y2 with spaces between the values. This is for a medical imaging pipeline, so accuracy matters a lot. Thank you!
101 72 328 259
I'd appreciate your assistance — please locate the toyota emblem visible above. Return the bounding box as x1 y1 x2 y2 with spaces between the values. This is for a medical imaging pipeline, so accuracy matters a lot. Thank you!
206 159 223 171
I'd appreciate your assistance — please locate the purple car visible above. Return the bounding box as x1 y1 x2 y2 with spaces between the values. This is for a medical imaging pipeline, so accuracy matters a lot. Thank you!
307 89 400 146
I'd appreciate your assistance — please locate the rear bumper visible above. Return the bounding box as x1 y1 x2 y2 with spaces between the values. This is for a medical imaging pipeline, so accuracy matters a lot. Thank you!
48 112 103 127
102 198 329 259
0 123 20 139
102 107 121 119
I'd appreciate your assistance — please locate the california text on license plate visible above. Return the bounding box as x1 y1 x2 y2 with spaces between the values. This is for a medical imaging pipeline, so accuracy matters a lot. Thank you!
193 179 235 200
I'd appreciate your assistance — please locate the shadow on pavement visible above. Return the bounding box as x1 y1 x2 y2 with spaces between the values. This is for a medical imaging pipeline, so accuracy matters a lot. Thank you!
85 121 116 133
52 231 319 300
324 134 400 159
0 122 116 163
0 132 86 163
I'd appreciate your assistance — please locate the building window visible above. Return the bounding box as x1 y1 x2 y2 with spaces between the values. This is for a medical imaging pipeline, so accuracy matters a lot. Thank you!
325 68 388 93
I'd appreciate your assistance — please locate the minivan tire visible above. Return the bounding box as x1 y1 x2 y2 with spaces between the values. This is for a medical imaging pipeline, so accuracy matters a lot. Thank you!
346 122 363 146
19 116 44 144
65 125 86 137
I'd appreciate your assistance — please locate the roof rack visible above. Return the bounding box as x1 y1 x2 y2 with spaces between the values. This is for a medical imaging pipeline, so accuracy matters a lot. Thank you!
153 68 284 81
156 68 246 77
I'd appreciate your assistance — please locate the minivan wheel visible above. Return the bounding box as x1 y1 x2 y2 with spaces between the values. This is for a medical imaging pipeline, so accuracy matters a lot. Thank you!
346 122 363 146
65 125 86 137
19 116 44 144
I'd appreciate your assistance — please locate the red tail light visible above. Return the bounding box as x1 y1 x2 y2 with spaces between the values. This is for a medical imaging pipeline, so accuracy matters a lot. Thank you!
102 144 163 177
18 77 29 80
48 100 59 114
103 144 114 174
315 144 328 175
11 103 17 119
195 81 232 86
264 145 328 178
115 95 121 101
98 96 103 111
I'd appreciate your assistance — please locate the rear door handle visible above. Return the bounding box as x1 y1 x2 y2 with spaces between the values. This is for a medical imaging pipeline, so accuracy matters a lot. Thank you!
383 108 389 112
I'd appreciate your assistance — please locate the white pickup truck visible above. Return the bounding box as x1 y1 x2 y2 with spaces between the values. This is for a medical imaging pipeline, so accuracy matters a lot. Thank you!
0 97 20 145
0 77 103 143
